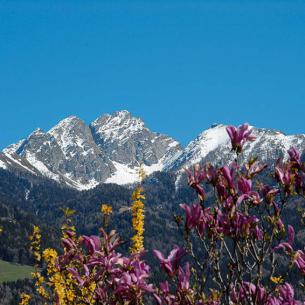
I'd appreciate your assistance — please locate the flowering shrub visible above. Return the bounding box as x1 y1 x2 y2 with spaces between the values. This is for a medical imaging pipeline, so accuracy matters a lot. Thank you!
20 123 305 304
153 124 305 304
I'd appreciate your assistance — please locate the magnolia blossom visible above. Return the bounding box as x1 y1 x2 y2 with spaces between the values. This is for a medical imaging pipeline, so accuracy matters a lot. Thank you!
153 246 185 277
226 123 256 153
230 282 303 305
60 231 153 303
180 203 215 238
185 164 206 201
237 177 262 205
217 210 263 240
220 166 236 192
275 160 293 193
288 146 302 169
180 204 203 231
274 225 305 276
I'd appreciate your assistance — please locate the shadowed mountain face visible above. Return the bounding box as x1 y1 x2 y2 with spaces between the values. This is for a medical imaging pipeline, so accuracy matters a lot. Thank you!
1 112 305 190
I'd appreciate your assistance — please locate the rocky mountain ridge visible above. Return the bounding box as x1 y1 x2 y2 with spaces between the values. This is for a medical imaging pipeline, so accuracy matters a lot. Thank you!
1 111 305 190
1 111 182 189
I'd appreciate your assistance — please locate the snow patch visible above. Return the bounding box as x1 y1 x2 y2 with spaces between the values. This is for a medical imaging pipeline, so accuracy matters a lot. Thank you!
25 189 30 201
4 153 37 174
25 153 60 182
105 160 165 185
105 162 141 185
0 160 7 169
175 124 229 168
168 141 179 148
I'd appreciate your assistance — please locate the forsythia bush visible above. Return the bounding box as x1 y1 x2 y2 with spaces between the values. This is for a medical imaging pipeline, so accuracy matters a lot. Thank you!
20 124 305 304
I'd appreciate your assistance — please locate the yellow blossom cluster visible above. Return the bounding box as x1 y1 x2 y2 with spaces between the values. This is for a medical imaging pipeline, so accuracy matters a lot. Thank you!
22 208 105 305
29 225 41 263
130 186 145 253
28 224 78 304
28 226 51 301
101 203 113 215
43 248 58 274
100 203 113 228
31 271 49 299
19 293 31 305
270 276 284 284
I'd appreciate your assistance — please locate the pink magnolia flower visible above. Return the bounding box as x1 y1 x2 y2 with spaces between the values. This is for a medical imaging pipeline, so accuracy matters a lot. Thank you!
114 259 154 300
237 177 262 205
153 246 185 277
273 225 295 253
226 123 256 153
61 229 154 304
294 250 305 275
230 282 266 304
178 262 191 291
274 283 304 305
180 203 215 237
288 146 302 169
185 164 206 201
273 225 305 276
205 163 219 186
217 210 263 240
180 203 203 231
220 166 236 194
230 282 303 305
82 235 101 254
275 159 294 195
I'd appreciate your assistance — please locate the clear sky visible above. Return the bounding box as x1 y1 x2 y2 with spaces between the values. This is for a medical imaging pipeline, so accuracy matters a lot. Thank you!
1 0 305 149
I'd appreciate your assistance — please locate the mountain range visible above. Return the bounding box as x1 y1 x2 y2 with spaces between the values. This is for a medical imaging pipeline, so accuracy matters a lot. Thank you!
1 110 304 190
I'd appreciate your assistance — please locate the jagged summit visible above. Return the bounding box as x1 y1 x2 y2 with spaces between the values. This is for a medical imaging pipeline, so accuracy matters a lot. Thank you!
90 110 145 143
30 128 44 136
2 113 305 191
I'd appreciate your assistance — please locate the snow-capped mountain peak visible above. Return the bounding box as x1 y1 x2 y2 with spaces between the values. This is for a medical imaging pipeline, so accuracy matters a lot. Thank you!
2 113 305 191
2 110 182 190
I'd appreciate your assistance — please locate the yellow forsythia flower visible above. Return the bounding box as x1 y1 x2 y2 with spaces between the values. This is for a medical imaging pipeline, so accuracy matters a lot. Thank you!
130 187 145 253
101 204 113 215
271 276 284 284
29 225 41 263
19 293 31 305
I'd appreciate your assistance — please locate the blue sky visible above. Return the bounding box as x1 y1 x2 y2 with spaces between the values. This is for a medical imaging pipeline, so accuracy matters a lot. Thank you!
1 0 305 149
